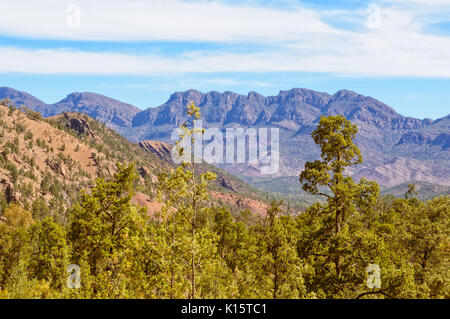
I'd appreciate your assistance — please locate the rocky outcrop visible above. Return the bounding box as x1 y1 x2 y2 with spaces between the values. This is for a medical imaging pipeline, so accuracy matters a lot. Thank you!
0 177 16 203
217 176 236 192
46 158 69 180
64 113 92 135
397 132 433 145
138 166 158 183
432 133 450 149
139 140 172 159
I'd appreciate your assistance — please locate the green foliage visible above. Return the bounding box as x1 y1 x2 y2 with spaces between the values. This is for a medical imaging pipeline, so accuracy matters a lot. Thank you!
68 162 146 297
29 218 68 289
154 101 230 298
5 141 19 154
0 110 448 299
296 115 449 298
5 161 19 184
23 106 42 121
24 130 33 141
36 138 47 149
0 204 34 288
31 198 51 220
15 122 26 134
405 183 418 199
256 201 307 298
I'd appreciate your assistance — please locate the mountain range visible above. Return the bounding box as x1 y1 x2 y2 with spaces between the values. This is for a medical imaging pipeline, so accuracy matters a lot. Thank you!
1 86 449 189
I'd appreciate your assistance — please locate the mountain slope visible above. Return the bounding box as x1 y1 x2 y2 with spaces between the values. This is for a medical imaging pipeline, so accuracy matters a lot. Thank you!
380 181 450 200
0 87 48 114
0 88 141 134
0 102 274 217
1 87 449 189
50 92 140 133
126 88 449 187
0 102 168 216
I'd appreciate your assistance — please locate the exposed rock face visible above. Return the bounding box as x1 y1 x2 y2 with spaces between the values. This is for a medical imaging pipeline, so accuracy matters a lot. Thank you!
351 157 450 187
138 140 172 159
46 158 69 180
218 176 236 192
138 166 158 183
132 88 331 129
0 177 16 204
128 88 430 137
64 113 91 135
397 132 433 145
432 133 450 149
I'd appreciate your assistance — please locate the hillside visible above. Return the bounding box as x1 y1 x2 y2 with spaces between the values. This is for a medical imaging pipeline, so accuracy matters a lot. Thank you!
242 175 449 202
0 100 274 219
381 181 450 200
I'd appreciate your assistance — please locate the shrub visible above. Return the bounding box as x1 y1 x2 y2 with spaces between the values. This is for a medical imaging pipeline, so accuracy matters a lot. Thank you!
24 131 33 141
23 107 42 121
6 161 19 183
15 122 26 134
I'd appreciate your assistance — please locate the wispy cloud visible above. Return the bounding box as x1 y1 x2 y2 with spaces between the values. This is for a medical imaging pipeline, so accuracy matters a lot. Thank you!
0 0 337 42
0 0 449 78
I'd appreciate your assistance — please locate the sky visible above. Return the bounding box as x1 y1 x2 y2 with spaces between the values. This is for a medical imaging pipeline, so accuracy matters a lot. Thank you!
0 0 449 119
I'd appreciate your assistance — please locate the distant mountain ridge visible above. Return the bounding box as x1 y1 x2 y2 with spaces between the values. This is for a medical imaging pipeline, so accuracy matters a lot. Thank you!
0 87 48 114
1 86 449 188
0 87 139 134
131 88 426 131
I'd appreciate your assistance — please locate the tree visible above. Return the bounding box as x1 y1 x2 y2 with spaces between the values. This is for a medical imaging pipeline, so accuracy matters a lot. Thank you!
388 196 450 298
298 115 395 298
257 201 306 299
0 204 34 288
211 206 256 298
300 115 379 274
68 162 145 297
156 102 232 298
405 183 418 199
29 217 69 290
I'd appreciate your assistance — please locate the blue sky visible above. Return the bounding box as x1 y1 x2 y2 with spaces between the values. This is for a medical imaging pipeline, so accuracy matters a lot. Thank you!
0 0 449 119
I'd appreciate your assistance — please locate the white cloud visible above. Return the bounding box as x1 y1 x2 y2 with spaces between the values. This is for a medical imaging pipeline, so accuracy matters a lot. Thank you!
0 0 449 77
1 36 449 78
0 0 338 42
